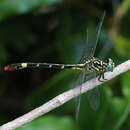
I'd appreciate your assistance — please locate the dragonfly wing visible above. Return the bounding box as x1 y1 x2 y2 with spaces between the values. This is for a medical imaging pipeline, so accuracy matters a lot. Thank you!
75 71 85 121
98 37 113 60
75 11 105 118
87 87 100 110
85 12 105 110
89 11 106 57
79 11 106 62
84 72 100 110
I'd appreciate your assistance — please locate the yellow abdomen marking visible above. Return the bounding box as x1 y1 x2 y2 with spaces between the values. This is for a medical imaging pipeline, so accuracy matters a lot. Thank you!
21 63 27 68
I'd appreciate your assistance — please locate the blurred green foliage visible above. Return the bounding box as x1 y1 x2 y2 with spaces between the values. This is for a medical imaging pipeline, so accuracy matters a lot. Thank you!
0 0 60 20
0 0 130 130
17 116 79 130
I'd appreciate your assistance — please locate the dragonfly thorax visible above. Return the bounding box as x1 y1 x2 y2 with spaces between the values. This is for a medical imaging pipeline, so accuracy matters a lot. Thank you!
83 57 114 73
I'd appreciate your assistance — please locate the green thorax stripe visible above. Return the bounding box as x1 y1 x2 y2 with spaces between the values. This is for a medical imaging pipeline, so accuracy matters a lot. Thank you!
83 57 108 72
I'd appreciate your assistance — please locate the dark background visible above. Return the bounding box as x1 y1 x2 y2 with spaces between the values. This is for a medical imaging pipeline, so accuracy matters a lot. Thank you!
0 0 130 130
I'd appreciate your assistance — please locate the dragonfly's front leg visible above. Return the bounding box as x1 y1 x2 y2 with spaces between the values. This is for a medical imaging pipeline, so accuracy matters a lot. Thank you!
98 73 107 82
98 74 103 82
102 73 107 80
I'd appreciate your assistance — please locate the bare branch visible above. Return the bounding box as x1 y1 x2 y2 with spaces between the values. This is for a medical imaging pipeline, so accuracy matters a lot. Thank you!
0 60 130 130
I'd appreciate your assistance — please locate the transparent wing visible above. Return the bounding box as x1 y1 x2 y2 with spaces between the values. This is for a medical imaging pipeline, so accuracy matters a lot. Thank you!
87 33 113 111
74 27 88 121
87 32 114 111
98 36 113 60
75 11 106 119
87 87 100 110
80 11 105 62
75 71 85 121
84 12 106 110
83 72 100 110
90 11 106 57
89 33 114 111
79 11 105 62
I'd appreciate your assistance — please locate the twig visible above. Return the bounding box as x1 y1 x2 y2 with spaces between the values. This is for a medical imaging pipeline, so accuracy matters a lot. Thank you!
0 60 130 130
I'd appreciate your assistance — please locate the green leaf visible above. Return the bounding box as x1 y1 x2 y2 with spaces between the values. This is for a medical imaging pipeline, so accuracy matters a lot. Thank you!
122 72 130 99
0 0 61 20
78 85 112 130
103 97 130 130
115 35 130 58
77 82 130 130
17 115 79 130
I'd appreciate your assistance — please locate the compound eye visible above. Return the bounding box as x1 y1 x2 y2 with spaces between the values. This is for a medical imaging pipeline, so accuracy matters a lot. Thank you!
106 64 113 71
106 58 114 72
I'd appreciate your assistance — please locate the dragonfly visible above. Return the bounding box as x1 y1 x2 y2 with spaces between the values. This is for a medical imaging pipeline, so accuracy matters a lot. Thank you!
4 11 115 119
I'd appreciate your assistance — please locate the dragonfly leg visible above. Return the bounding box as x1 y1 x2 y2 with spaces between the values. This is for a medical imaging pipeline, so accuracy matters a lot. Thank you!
102 73 107 80
98 73 107 82
98 74 103 82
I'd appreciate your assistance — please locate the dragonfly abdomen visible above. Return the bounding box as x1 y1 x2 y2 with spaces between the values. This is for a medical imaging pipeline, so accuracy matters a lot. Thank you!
4 57 111 73
4 62 84 71
4 59 108 72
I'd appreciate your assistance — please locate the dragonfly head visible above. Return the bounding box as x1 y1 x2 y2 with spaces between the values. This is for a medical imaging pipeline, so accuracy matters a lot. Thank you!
106 58 115 72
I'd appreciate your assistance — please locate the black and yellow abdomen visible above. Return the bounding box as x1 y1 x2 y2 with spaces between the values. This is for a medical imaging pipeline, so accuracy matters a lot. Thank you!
4 56 114 74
